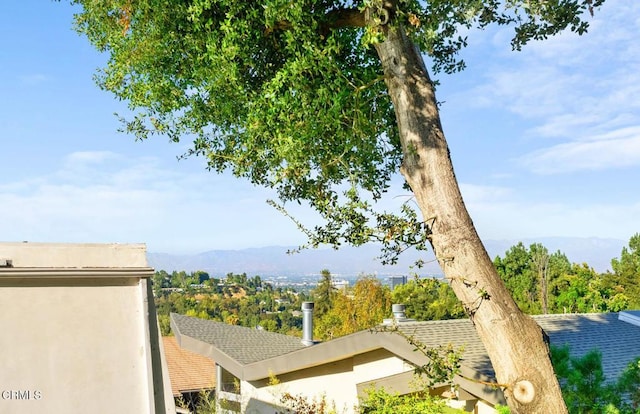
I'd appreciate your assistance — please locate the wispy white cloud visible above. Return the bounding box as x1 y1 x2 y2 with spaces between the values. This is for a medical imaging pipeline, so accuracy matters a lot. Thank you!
519 127 640 174
463 1 640 174
0 152 305 253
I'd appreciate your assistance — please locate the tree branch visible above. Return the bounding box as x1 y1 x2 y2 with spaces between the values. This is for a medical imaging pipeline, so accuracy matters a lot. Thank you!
265 8 366 37
324 8 366 29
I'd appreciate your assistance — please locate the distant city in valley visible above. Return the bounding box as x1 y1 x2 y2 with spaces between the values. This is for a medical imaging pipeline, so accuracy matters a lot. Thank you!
147 236 625 282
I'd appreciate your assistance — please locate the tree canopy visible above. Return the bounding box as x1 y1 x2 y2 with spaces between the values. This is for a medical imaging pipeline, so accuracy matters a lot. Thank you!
610 233 640 308
494 242 630 315
71 0 603 256
392 276 464 320
314 275 392 340
71 0 606 411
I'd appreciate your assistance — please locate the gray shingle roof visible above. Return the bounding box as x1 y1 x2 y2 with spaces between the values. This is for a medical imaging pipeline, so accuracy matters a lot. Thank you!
396 312 640 382
171 313 306 364
395 319 493 376
536 312 640 382
172 311 640 384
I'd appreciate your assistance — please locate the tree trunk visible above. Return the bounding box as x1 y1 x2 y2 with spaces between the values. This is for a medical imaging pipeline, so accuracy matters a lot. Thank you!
373 23 567 413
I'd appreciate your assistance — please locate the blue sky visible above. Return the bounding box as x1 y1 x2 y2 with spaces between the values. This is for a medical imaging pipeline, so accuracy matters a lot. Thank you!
1 2 638 254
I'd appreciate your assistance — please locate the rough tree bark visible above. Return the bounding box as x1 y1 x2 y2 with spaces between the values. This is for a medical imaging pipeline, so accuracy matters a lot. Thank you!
373 20 568 414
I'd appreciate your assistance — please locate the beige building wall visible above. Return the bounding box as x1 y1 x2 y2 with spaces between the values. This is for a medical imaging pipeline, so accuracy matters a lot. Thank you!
0 242 148 268
230 347 497 414
237 349 413 414
0 242 173 414
352 348 412 385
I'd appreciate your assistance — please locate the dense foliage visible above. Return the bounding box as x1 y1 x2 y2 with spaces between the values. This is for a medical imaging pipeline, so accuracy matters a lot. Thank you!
551 345 640 414
392 277 465 320
153 271 305 336
359 388 459 414
313 274 392 340
609 233 640 308
494 237 636 315
313 269 338 318
70 0 605 258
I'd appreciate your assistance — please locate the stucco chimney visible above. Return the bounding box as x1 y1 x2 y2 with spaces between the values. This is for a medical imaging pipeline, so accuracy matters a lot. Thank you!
301 301 315 346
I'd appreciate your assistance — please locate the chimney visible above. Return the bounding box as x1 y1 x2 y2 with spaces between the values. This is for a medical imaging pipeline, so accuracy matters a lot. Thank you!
392 303 407 320
383 303 414 325
301 302 315 346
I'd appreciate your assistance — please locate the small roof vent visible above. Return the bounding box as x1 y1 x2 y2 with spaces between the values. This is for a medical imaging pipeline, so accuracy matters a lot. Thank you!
618 311 640 328
0 259 13 268
382 304 415 325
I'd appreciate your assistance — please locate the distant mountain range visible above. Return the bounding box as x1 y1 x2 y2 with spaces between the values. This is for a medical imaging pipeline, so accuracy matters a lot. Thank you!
147 237 625 277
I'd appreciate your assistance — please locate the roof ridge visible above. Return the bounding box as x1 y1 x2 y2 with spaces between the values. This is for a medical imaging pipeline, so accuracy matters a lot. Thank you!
531 312 617 319
385 318 472 326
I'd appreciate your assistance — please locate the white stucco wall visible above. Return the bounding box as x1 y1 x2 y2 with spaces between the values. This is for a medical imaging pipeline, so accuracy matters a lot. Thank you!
0 281 151 413
0 242 172 414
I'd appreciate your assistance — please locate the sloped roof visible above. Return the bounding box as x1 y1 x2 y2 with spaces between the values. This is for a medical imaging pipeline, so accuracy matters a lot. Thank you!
163 336 216 396
171 313 306 364
171 311 640 397
395 319 494 376
536 312 640 382
395 312 640 382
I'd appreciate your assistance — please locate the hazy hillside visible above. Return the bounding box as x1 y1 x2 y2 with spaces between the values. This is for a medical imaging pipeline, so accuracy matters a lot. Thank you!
147 237 624 277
